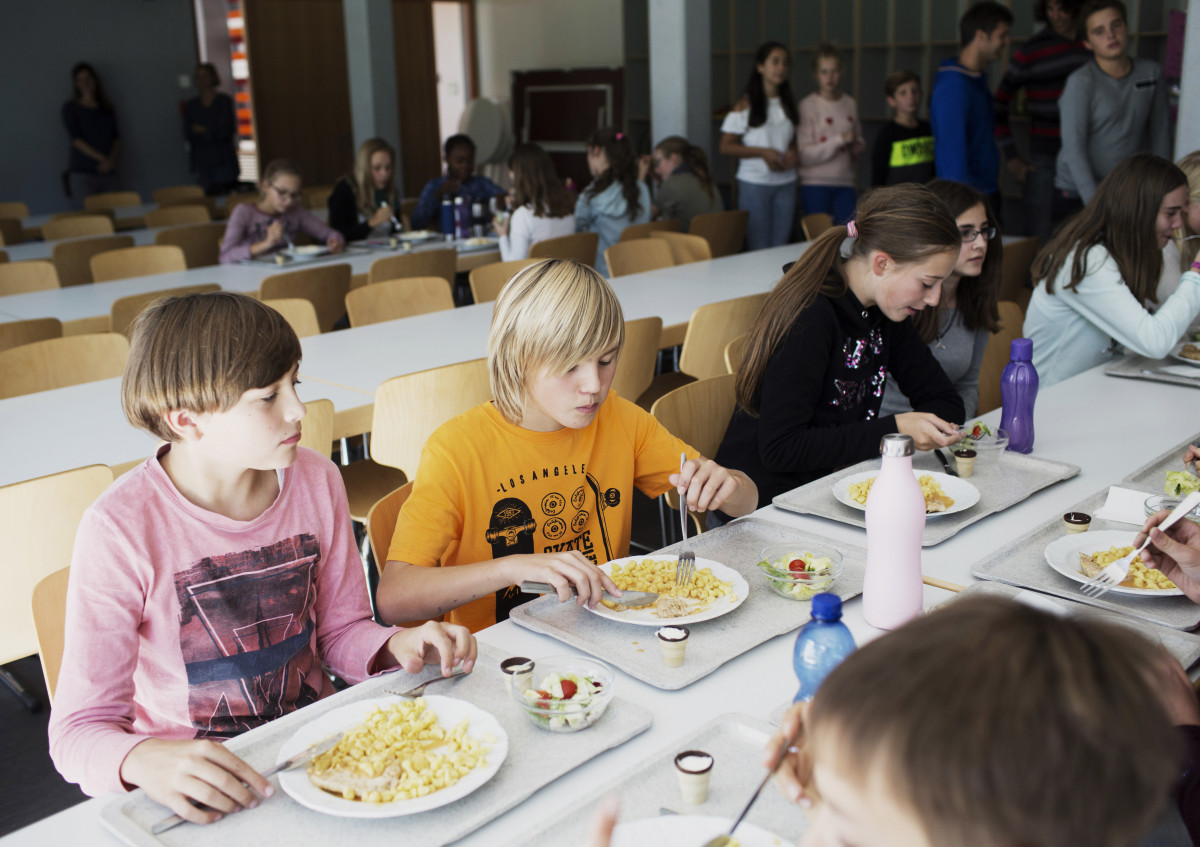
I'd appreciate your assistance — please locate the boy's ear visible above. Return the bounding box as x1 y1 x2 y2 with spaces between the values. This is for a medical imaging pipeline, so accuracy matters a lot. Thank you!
885 95 897 109
163 408 204 441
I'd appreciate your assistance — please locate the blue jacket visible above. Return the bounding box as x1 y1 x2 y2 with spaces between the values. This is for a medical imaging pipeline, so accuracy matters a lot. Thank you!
929 58 999 195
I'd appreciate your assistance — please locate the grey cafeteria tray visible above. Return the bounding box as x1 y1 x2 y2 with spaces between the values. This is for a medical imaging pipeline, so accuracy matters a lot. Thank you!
100 642 651 847
510 517 865 690
511 713 809 846
971 487 1200 630
1105 352 1200 389
772 449 1079 546
1122 433 1200 491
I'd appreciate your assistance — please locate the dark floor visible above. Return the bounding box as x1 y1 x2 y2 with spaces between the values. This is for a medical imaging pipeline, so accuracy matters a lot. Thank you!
0 656 87 839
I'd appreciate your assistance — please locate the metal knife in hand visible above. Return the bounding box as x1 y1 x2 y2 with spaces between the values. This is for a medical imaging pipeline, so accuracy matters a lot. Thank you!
520 581 658 608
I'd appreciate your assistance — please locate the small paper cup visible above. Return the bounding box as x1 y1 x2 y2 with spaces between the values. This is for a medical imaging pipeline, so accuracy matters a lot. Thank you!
500 656 534 697
952 448 976 478
1062 512 1091 534
656 625 690 668
674 750 713 804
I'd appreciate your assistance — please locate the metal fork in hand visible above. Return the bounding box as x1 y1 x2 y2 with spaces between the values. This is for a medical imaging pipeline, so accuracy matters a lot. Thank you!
1080 491 1200 598
675 453 695 591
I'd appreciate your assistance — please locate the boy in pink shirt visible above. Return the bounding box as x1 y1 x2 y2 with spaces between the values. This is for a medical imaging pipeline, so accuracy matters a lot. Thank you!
797 43 866 225
48 292 475 823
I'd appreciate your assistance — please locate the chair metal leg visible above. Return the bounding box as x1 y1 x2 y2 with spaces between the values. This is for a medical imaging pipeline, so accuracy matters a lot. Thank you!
0 666 41 712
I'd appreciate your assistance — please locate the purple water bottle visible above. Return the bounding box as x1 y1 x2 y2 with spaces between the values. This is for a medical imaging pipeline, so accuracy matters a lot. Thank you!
1000 338 1038 454
440 194 454 235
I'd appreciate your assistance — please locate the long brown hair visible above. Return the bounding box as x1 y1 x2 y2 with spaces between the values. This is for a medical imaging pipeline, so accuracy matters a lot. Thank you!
912 180 1001 343
1033 153 1186 304
654 136 717 203
585 128 642 222
736 184 960 414
509 142 574 219
350 137 398 219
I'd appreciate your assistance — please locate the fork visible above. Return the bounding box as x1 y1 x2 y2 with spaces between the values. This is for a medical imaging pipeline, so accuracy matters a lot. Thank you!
675 452 695 592
385 666 470 698
1080 490 1200 598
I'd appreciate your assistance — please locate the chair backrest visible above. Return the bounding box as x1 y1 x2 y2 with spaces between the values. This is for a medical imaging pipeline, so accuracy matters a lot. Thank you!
346 276 454 327
32 566 70 703
43 214 115 240
0 249 8 262
680 292 769 381
144 205 211 228
83 191 141 212
0 464 113 668
619 219 681 241
649 230 713 264
528 232 599 266
152 185 205 206
650 373 738 512
0 201 30 218
724 332 748 374
263 297 322 338
303 185 334 210
611 316 663 404
977 301 1024 415
998 236 1039 314
111 283 221 337
689 209 748 258
605 239 675 278
468 258 538 304
801 212 834 241
154 221 224 268
0 317 64 353
367 481 414 574
399 197 419 231
0 332 130 398
367 249 456 285
51 235 135 287
222 191 260 218
259 262 352 333
0 217 23 246
91 245 187 283
0 259 60 295
370 358 491 476
299 398 334 456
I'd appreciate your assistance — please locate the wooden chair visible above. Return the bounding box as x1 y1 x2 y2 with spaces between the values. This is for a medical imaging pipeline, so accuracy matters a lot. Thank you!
0 333 130 398
152 185 205 206
84 191 141 213
110 284 220 337
649 231 712 264
0 217 23 246
42 214 115 240
263 297 322 338
605 239 675 278
0 318 63 353
0 201 30 218
468 258 538 304
619 219 681 241
259 263 352 333
3 465 113 707
222 191 260 218
364 481 443 627
0 260 59 295
32 567 70 704
303 185 334 210
299 398 334 456
399 197 419 231
144 205 211 228
367 249 456 285
977 301 1024 415
529 232 599 266
91 245 187 283
345 277 454 327
52 235 134 287
154 221 224 268
650 373 738 534
0 249 8 263
724 332 748 374
801 212 834 241
350 272 368 291
689 209 749 258
611 316 663 404
998 236 1040 314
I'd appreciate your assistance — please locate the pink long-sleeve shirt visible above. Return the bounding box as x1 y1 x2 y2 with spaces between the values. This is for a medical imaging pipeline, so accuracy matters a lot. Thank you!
796 92 864 188
218 202 343 264
48 447 400 796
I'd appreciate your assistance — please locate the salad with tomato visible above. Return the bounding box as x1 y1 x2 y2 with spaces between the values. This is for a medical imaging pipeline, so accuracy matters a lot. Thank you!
521 671 607 731
757 550 839 600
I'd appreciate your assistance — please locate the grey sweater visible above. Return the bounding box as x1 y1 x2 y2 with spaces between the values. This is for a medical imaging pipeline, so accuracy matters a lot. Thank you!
880 308 989 418
1054 58 1170 202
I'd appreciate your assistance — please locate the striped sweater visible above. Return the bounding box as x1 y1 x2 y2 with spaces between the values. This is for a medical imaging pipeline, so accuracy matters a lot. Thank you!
993 25 1091 160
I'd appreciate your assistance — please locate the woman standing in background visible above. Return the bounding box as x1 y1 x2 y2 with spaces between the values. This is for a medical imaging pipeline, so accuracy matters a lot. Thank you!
183 63 239 196
63 62 119 207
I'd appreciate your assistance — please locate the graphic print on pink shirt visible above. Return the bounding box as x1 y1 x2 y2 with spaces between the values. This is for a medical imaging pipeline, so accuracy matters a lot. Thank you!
174 533 323 738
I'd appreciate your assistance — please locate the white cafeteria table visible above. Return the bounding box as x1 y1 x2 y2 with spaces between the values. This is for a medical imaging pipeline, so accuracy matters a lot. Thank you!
3 227 165 263
3 359 1198 846
22 204 157 231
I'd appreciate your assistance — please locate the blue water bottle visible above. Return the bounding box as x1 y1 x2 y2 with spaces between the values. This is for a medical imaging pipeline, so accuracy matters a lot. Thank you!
1000 338 1039 454
439 194 454 236
793 593 856 703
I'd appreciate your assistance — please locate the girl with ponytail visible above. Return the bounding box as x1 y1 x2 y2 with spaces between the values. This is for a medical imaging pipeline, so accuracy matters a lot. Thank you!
644 135 724 231
576 128 651 275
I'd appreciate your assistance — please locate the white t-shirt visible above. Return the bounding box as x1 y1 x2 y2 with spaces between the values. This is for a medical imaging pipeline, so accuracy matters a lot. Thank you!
499 203 576 261
720 97 797 186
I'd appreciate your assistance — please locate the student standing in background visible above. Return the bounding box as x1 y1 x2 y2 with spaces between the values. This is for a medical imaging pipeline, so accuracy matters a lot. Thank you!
63 62 120 207
870 70 935 187
182 63 239 196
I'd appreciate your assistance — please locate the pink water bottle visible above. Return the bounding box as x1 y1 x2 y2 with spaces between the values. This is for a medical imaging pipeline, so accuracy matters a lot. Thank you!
863 434 925 629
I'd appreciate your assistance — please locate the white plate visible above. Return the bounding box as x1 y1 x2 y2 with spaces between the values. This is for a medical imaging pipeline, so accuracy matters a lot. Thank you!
612 815 790 847
1044 529 1183 597
275 695 508 818
832 469 980 517
586 556 749 627
1169 342 1200 367
398 230 439 242
289 244 325 256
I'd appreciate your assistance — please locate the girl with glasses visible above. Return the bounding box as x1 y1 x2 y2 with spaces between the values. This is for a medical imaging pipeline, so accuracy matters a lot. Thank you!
219 159 344 264
880 180 1001 417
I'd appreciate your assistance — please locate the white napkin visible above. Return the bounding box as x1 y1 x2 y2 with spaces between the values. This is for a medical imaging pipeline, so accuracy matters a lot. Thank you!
1092 486 1151 525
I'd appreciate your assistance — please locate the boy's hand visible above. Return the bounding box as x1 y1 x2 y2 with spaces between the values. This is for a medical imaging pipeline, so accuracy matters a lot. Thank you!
766 702 814 807
672 457 757 516
119 738 273 825
504 552 621 608
1136 511 1200 604
385 621 477 676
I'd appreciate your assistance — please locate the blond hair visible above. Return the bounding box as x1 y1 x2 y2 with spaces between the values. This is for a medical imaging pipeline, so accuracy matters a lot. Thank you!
807 596 1180 847
1176 150 1200 269
122 292 302 441
488 259 624 423
351 137 397 219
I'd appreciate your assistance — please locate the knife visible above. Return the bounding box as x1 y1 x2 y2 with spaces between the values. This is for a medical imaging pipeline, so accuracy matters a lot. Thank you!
934 448 958 477
149 731 345 834
520 580 658 608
